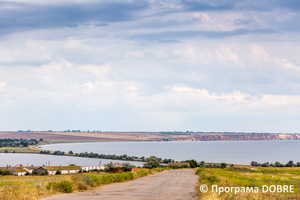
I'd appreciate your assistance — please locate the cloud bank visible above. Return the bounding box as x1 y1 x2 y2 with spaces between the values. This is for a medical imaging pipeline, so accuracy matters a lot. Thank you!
0 0 300 132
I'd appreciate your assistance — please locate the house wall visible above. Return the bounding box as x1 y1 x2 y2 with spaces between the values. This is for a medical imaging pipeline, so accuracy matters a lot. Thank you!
12 171 27 176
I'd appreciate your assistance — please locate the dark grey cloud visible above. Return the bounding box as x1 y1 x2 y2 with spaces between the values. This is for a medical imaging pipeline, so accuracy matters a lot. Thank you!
130 28 277 41
180 0 300 12
0 1 149 35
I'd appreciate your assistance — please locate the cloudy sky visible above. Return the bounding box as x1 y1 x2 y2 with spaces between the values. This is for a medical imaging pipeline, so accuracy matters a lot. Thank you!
0 0 300 132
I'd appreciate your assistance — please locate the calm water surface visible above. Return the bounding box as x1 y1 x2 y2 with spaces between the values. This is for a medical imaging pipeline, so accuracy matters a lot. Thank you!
40 140 300 164
0 153 144 167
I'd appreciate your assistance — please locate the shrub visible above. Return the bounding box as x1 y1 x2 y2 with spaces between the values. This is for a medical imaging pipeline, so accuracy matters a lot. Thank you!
56 181 73 193
47 181 73 193
99 174 114 184
136 170 148 177
122 162 135 171
82 174 100 187
75 181 89 191
220 163 227 169
2 170 11 175
168 165 179 169
32 170 38 175
55 170 61 175
25 172 30 176
39 171 48 176
187 159 198 168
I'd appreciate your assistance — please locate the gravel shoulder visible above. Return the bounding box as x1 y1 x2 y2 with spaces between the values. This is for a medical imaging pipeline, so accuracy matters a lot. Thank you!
41 169 199 200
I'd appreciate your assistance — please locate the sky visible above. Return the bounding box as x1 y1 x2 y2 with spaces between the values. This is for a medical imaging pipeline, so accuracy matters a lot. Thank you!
0 0 300 132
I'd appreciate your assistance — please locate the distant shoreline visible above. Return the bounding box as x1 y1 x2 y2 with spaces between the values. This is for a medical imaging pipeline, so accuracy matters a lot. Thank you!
0 131 299 143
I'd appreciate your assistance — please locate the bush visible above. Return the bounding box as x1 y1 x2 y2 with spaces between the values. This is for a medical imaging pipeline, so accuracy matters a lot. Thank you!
32 170 38 175
25 172 30 176
82 174 100 187
99 174 114 184
47 181 73 193
1 170 11 175
39 171 48 176
168 165 179 169
220 163 227 169
56 170 61 175
136 170 149 177
122 162 135 171
75 181 89 191
187 159 198 168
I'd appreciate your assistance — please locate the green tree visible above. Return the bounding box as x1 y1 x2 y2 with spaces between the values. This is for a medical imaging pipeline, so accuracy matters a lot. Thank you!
187 159 198 168
220 163 227 168
32 170 38 175
143 156 160 169
122 162 135 171
104 162 115 170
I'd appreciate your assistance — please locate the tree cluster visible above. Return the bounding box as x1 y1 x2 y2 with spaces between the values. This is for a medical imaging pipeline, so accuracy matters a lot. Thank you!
53 150 65 155
251 160 300 167
40 150 50 154
0 138 39 148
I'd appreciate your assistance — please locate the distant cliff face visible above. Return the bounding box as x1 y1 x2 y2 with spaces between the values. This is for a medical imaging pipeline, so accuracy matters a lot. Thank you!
158 133 300 142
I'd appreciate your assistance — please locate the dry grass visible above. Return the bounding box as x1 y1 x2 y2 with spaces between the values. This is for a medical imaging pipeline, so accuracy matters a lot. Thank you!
0 168 164 200
0 146 40 153
196 167 300 200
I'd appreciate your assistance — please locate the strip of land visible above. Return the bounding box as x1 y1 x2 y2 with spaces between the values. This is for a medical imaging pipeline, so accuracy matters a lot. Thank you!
41 169 199 200
0 131 299 143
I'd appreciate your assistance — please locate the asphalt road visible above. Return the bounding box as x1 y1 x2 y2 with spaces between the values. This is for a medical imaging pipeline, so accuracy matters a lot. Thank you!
41 169 199 200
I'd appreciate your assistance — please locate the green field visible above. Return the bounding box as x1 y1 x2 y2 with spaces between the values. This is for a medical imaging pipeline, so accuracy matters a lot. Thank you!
197 167 300 199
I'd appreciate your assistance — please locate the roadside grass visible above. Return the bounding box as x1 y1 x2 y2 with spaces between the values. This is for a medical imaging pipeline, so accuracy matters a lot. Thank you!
196 167 300 200
0 167 164 200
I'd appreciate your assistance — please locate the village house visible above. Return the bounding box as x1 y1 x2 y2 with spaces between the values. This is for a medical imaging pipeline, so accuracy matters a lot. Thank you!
81 165 105 171
12 168 28 176
36 165 81 175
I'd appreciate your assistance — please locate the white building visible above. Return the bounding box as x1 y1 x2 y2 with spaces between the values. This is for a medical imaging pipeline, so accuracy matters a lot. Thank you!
81 165 105 171
12 168 28 176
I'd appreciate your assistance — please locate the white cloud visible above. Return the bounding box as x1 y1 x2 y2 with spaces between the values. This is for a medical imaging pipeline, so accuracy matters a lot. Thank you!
250 44 269 60
0 81 6 89
79 63 110 74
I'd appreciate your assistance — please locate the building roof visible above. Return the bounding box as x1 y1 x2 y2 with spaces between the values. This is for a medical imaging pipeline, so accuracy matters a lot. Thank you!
42 165 81 171
114 163 123 167
14 168 28 172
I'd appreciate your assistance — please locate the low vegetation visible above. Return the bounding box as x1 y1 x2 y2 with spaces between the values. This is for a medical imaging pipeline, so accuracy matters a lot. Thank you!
196 167 300 199
0 167 165 200
0 138 40 148
251 160 300 167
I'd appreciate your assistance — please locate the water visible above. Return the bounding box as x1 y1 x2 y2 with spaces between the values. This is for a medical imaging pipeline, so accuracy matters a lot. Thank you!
40 140 300 165
0 153 144 167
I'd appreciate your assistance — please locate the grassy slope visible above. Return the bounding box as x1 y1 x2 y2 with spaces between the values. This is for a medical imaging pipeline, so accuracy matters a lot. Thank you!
196 167 300 199
0 146 40 153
